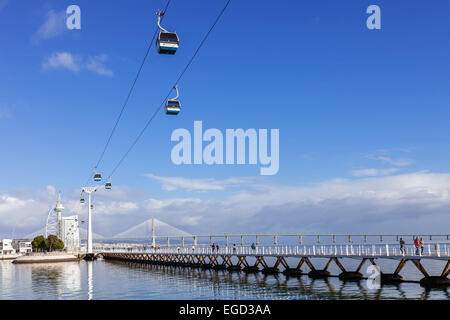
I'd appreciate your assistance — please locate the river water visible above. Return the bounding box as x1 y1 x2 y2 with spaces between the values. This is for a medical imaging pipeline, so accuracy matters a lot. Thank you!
0 257 449 300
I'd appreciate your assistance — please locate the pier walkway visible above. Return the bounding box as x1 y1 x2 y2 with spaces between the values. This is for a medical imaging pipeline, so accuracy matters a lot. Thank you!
97 233 450 288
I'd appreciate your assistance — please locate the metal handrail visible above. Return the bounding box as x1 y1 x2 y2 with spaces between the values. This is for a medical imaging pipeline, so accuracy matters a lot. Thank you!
90 233 450 240
96 242 450 258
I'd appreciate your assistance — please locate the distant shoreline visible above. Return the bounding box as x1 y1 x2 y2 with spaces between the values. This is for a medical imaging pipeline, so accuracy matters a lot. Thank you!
12 253 81 264
0 254 21 261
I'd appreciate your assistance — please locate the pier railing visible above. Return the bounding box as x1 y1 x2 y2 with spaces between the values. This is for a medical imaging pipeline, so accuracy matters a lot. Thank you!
92 233 450 243
89 233 450 252
99 235 450 288
96 242 450 259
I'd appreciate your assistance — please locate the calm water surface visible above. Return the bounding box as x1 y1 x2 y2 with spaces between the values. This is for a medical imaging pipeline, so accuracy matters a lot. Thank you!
0 258 449 300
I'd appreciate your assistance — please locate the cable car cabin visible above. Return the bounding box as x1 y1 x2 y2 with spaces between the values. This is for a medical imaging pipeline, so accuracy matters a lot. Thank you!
157 32 179 54
166 99 181 115
94 173 102 181
80 198 85 204
105 183 112 190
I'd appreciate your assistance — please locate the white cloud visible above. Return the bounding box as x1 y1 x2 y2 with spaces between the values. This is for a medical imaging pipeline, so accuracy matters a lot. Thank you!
86 55 114 77
351 168 399 177
0 195 32 214
94 201 139 215
144 173 251 191
142 198 203 210
0 189 54 238
32 9 66 44
42 52 81 73
42 52 113 76
3 171 450 238
143 171 450 234
79 185 145 202
366 154 414 167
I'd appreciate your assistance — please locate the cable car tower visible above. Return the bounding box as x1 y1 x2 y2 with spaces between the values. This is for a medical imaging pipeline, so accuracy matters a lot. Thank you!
81 186 97 260
81 172 111 260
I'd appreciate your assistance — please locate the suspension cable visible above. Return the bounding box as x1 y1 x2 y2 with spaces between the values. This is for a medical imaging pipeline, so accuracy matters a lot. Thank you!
82 0 173 187
106 0 232 180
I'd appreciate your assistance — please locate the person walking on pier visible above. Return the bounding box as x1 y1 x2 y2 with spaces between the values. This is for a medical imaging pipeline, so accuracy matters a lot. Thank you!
420 237 424 255
216 244 219 253
233 243 237 254
414 237 420 255
399 238 405 255
211 243 215 253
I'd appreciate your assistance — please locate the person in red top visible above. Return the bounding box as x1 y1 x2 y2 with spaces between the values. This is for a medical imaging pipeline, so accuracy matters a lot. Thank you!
414 237 419 255
419 237 424 255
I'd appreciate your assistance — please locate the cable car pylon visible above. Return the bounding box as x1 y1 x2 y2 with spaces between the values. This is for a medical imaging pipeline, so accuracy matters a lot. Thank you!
80 182 112 260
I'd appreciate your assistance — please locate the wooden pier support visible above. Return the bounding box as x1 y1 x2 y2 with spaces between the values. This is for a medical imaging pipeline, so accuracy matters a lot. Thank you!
100 252 449 288
419 276 450 288
83 253 99 261
254 256 279 274
372 258 404 283
305 257 331 278
413 259 450 288
242 266 260 273
262 257 285 275
336 258 364 281
227 265 242 271
283 257 305 276
237 256 258 273
441 260 450 278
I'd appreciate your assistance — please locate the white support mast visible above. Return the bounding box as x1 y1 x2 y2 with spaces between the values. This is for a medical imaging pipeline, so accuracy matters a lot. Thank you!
81 187 98 255
152 217 156 248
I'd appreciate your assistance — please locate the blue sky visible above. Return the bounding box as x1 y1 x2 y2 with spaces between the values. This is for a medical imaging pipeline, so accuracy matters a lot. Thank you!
0 0 450 237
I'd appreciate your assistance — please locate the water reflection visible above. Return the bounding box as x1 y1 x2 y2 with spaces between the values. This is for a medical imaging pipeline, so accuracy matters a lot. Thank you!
29 263 82 299
105 260 448 300
420 286 450 300
1 260 448 300
63 263 81 294
1 261 16 290
87 262 93 300
31 263 63 298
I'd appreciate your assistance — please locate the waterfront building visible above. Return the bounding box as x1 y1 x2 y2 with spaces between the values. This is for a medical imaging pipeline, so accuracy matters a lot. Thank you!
12 239 32 254
44 193 81 252
61 215 80 251
0 239 15 255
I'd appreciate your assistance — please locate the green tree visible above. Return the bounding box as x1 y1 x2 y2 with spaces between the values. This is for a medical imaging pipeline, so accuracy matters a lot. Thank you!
32 235 47 251
47 235 64 251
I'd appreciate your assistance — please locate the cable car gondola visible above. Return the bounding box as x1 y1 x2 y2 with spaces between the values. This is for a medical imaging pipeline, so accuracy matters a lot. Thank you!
166 85 181 115
80 198 85 204
105 182 112 190
94 173 102 182
156 11 179 55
